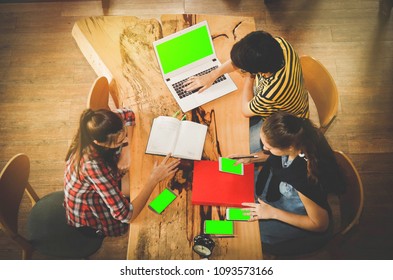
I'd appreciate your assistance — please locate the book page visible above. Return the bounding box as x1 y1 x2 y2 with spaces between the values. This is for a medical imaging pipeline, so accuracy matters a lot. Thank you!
173 121 207 160
145 116 181 156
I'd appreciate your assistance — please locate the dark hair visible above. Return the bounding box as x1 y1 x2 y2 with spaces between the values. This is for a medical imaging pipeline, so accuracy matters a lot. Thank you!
262 111 335 184
230 31 284 74
65 109 123 173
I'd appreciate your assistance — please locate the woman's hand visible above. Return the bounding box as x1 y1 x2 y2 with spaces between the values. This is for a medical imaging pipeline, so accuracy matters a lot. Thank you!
242 198 276 221
227 151 269 165
149 154 180 185
226 154 255 165
183 72 216 93
118 145 131 175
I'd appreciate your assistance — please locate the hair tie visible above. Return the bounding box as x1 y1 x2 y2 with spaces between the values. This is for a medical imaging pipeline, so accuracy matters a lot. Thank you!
299 152 308 161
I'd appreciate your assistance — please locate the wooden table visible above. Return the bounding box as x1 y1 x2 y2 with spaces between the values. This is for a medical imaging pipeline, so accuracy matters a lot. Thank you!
72 14 262 260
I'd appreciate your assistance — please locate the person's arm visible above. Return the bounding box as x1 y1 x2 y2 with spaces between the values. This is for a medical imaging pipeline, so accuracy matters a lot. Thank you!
243 193 329 232
184 60 237 93
117 108 136 173
85 160 134 223
241 75 258 117
227 151 269 165
87 154 179 223
117 125 133 173
130 154 180 221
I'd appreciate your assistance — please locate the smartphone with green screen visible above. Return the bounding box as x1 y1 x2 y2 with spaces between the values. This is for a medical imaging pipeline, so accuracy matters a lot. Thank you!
218 157 244 175
204 220 234 235
148 188 177 214
226 208 251 221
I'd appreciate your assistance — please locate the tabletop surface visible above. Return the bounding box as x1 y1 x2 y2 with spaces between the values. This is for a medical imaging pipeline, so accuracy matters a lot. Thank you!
72 13 262 260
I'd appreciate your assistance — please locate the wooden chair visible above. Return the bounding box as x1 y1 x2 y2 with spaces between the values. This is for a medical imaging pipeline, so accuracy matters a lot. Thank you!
263 150 364 259
333 150 364 237
86 76 119 110
300 55 339 133
0 154 103 259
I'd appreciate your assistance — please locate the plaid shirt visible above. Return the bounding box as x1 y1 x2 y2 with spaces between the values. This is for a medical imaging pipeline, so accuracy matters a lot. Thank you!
64 108 136 237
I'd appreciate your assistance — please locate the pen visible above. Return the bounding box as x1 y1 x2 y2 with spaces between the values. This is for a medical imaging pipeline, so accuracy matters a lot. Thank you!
172 110 181 117
231 155 258 159
181 114 187 121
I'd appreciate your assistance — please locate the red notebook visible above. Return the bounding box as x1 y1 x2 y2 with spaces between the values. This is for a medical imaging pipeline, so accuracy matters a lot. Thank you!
191 160 255 207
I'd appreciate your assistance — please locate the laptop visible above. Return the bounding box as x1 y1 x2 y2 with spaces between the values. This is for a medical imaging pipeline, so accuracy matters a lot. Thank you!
153 21 237 112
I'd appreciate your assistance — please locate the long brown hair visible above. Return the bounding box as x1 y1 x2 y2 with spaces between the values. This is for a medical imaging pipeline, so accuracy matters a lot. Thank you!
65 109 123 174
262 111 335 184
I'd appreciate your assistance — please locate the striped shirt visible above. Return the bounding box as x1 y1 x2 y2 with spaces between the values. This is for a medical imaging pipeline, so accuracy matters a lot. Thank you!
64 108 135 237
249 37 309 118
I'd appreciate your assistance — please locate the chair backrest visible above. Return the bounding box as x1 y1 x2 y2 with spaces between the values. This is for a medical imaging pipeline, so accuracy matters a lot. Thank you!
0 154 39 258
86 76 111 110
333 150 364 236
300 55 339 131
1 154 103 259
0 154 37 234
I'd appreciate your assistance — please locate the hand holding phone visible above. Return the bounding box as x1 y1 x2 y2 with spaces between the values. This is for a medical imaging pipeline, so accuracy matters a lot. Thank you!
226 207 251 221
219 157 244 175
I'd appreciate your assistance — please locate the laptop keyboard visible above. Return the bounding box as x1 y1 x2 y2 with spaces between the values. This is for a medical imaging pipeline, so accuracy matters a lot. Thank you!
172 66 227 99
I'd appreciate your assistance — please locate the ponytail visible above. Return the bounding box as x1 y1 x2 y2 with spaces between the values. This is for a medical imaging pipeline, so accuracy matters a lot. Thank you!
297 119 323 183
65 109 95 173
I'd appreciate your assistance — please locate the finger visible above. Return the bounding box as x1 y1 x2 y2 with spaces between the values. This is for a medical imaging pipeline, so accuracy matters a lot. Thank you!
161 153 171 164
165 157 180 167
257 198 264 204
169 168 179 175
241 202 255 207
183 79 192 87
170 160 180 168
197 86 207 93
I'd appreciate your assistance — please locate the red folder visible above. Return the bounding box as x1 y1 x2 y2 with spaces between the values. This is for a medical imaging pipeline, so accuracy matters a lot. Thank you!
191 160 255 207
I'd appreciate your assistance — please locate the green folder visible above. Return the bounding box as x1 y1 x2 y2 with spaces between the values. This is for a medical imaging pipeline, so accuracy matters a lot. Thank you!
219 157 244 175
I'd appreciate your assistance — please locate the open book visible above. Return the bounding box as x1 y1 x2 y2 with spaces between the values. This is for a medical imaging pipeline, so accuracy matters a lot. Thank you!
145 116 208 160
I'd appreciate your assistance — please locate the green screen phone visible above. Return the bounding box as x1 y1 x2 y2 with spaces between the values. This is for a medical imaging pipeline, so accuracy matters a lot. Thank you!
148 188 177 214
204 220 234 235
219 157 244 175
226 208 251 221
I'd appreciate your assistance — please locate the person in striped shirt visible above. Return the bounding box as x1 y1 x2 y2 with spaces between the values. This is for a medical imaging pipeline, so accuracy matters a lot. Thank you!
185 31 309 155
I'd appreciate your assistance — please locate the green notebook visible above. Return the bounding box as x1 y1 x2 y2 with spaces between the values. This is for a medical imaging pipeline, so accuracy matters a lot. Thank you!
218 157 244 175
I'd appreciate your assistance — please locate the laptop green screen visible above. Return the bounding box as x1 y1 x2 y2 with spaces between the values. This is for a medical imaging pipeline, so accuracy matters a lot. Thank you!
156 24 214 74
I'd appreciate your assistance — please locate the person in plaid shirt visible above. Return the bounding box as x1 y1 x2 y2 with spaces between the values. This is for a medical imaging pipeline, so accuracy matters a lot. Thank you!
64 108 179 237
